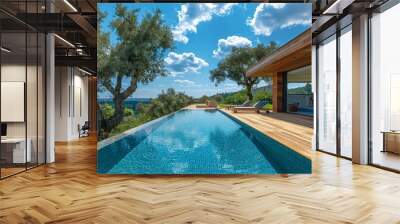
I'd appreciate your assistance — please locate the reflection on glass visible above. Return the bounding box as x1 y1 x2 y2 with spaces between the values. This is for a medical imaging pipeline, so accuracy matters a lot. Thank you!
1 31 27 177
318 35 337 154
38 33 46 165
340 26 352 158
286 65 313 116
371 4 400 171
0 1 47 178
27 31 38 169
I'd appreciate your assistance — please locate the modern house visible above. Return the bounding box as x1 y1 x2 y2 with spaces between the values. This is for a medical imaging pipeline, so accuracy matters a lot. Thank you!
247 0 400 172
0 0 97 179
247 29 312 116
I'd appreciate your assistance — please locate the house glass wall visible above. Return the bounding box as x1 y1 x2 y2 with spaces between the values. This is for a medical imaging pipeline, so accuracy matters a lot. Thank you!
339 25 352 158
370 3 400 171
0 1 46 179
317 34 337 154
285 65 313 116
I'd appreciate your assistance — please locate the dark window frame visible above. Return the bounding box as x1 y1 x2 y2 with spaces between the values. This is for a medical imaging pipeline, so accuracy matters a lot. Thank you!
0 0 47 180
315 22 353 161
367 0 400 173
283 65 314 117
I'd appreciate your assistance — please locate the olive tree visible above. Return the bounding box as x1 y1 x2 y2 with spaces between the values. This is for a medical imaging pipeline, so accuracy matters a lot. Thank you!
210 43 277 101
98 4 173 132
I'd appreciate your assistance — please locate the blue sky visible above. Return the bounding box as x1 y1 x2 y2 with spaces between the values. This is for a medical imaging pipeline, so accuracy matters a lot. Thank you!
98 3 311 99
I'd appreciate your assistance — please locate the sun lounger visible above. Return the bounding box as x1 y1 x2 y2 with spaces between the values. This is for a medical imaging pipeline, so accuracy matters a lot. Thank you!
233 100 269 113
226 100 251 110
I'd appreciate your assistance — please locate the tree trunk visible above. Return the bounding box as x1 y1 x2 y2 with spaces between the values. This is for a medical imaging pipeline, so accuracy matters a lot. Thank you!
103 76 138 133
245 84 253 101
104 94 124 132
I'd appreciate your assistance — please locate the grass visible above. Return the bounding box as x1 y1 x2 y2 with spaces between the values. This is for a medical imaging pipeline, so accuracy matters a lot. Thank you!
264 103 272 110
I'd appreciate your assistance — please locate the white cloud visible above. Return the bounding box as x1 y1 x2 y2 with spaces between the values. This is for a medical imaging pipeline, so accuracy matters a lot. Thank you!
173 3 238 44
164 52 209 76
174 79 195 85
212 36 252 58
174 79 203 87
247 3 311 37
223 83 238 87
268 3 286 9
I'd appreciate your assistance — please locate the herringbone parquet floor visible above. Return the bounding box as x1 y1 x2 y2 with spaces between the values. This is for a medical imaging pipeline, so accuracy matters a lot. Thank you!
1 117 400 223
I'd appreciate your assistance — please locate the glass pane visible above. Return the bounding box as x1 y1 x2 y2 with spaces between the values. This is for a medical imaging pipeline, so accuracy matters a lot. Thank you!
286 65 313 116
371 4 400 171
340 26 352 158
1 31 27 177
318 35 337 154
38 33 45 165
27 31 38 169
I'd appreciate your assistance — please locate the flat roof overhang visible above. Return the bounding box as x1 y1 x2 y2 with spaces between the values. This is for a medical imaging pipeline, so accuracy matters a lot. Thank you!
246 29 312 77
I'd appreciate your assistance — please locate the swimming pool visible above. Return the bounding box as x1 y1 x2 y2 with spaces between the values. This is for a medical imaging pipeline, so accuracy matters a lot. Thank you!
97 109 311 174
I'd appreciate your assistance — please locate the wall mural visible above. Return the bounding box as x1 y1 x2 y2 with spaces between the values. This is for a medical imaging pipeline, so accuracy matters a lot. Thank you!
97 3 312 174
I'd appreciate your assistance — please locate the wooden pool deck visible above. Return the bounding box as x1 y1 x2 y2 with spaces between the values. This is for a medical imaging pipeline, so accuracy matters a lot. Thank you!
221 109 313 159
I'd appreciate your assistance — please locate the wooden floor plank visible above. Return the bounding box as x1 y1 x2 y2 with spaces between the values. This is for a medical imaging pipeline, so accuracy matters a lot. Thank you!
0 113 400 223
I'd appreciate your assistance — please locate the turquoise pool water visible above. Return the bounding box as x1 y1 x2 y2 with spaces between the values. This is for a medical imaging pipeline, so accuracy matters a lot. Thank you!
97 109 311 174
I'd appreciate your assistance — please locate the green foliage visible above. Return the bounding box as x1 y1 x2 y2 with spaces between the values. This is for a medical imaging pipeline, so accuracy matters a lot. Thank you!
253 91 272 103
304 83 312 94
146 89 192 119
110 115 152 136
99 4 173 84
123 108 134 116
223 90 248 105
263 103 273 111
210 43 278 100
97 10 110 94
213 95 224 103
135 103 146 114
288 83 312 94
207 87 272 106
98 4 174 134
100 104 115 120
101 89 193 139
199 95 209 103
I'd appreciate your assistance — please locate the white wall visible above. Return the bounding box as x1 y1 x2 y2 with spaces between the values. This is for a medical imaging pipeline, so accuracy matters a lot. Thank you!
1 65 30 138
72 73 89 138
1 65 26 142
54 67 89 141
55 66 70 141
1 63 46 164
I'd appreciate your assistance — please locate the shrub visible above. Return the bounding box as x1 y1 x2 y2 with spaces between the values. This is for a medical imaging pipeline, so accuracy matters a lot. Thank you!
110 115 152 136
223 90 247 105
200 95 209 103
253 91 272 103
124 108 134 116
213 95 224 103
135 103 146 113
100 103 114 119
146 89 192 119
